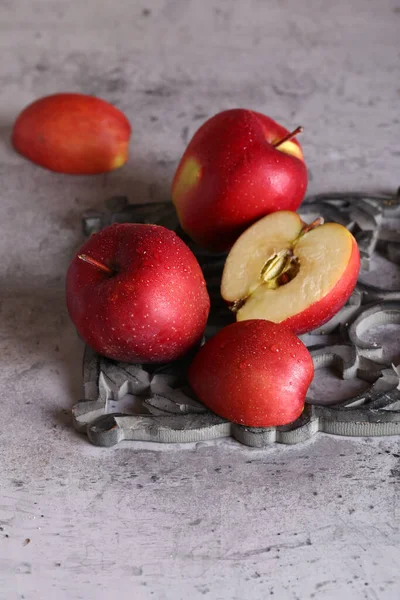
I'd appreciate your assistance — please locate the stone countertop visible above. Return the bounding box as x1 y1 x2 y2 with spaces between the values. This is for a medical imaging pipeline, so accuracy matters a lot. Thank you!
0 1 399 599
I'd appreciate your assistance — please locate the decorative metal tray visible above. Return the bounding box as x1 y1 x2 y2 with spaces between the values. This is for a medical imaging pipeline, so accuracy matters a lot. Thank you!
72 190 400 447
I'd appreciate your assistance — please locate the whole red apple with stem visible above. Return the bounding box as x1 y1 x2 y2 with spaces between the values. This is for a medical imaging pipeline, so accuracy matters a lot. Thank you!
12 93 131 174
66 223 210 363
221 211 360 334
171 109 308 252
188 320 314 427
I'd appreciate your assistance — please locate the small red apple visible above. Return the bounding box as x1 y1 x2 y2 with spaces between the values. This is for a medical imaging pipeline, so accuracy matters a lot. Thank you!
221 211 360 334
188 320 314 427
66 223 210 363
12 93 131 174
171 109 307 251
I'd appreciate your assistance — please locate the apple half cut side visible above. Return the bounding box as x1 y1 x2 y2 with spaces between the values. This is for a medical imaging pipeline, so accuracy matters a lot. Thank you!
221 211 360 334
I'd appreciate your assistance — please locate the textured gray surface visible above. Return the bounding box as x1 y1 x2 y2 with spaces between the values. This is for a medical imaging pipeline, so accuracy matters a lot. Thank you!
1 1 400 599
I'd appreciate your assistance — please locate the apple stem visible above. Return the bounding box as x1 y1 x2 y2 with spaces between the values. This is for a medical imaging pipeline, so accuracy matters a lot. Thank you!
300 217 324 237
229 298 246 314
273 126 304 149
78 254 114 275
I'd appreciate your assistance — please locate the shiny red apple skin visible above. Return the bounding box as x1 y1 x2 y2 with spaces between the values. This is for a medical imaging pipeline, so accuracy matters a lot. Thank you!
172 109 308 252
188 320 314 427
12 93 131 174
283 238 360 334
66 223 210 363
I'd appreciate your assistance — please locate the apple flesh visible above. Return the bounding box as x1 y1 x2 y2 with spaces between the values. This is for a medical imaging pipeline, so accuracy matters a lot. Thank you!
221 211 360 334
66 223 210 363
171 109 308 252
188 320 314 427
12 93 131 174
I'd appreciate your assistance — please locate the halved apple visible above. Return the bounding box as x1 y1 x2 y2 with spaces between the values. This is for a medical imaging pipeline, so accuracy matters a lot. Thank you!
221 211 360 334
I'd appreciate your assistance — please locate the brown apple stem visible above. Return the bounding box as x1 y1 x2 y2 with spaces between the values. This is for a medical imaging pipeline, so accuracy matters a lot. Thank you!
273 126 304 149
300 216 324 236
78 254 114 275
229 298 246 314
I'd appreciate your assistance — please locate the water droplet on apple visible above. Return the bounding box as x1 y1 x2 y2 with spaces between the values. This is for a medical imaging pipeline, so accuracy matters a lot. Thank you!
270 345 280 352
239 362 248 369
291 353 296 358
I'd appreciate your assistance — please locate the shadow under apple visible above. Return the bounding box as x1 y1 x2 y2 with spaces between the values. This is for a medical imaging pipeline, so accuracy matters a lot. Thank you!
0 124 14 157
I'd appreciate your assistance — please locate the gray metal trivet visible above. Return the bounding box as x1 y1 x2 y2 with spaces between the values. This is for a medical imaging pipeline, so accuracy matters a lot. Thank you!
73 190 400 447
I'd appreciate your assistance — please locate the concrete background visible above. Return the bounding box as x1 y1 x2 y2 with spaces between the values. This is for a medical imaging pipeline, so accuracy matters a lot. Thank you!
0 1 399 599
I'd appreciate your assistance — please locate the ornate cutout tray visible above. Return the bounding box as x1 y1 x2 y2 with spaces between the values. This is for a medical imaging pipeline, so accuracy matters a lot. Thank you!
72 191 400 447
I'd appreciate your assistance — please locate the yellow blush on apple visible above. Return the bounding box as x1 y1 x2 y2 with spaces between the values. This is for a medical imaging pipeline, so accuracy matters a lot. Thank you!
172 156 202 204
272 139 304 160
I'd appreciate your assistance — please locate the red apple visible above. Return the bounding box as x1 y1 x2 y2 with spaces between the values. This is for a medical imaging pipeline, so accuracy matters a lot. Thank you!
12 93 131 174
188 320 314 427
171 109 307 252
221 211 360 334
66 223 210 363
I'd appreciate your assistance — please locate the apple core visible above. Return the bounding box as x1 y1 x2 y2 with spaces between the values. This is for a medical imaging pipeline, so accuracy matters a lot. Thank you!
230 218 324 312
